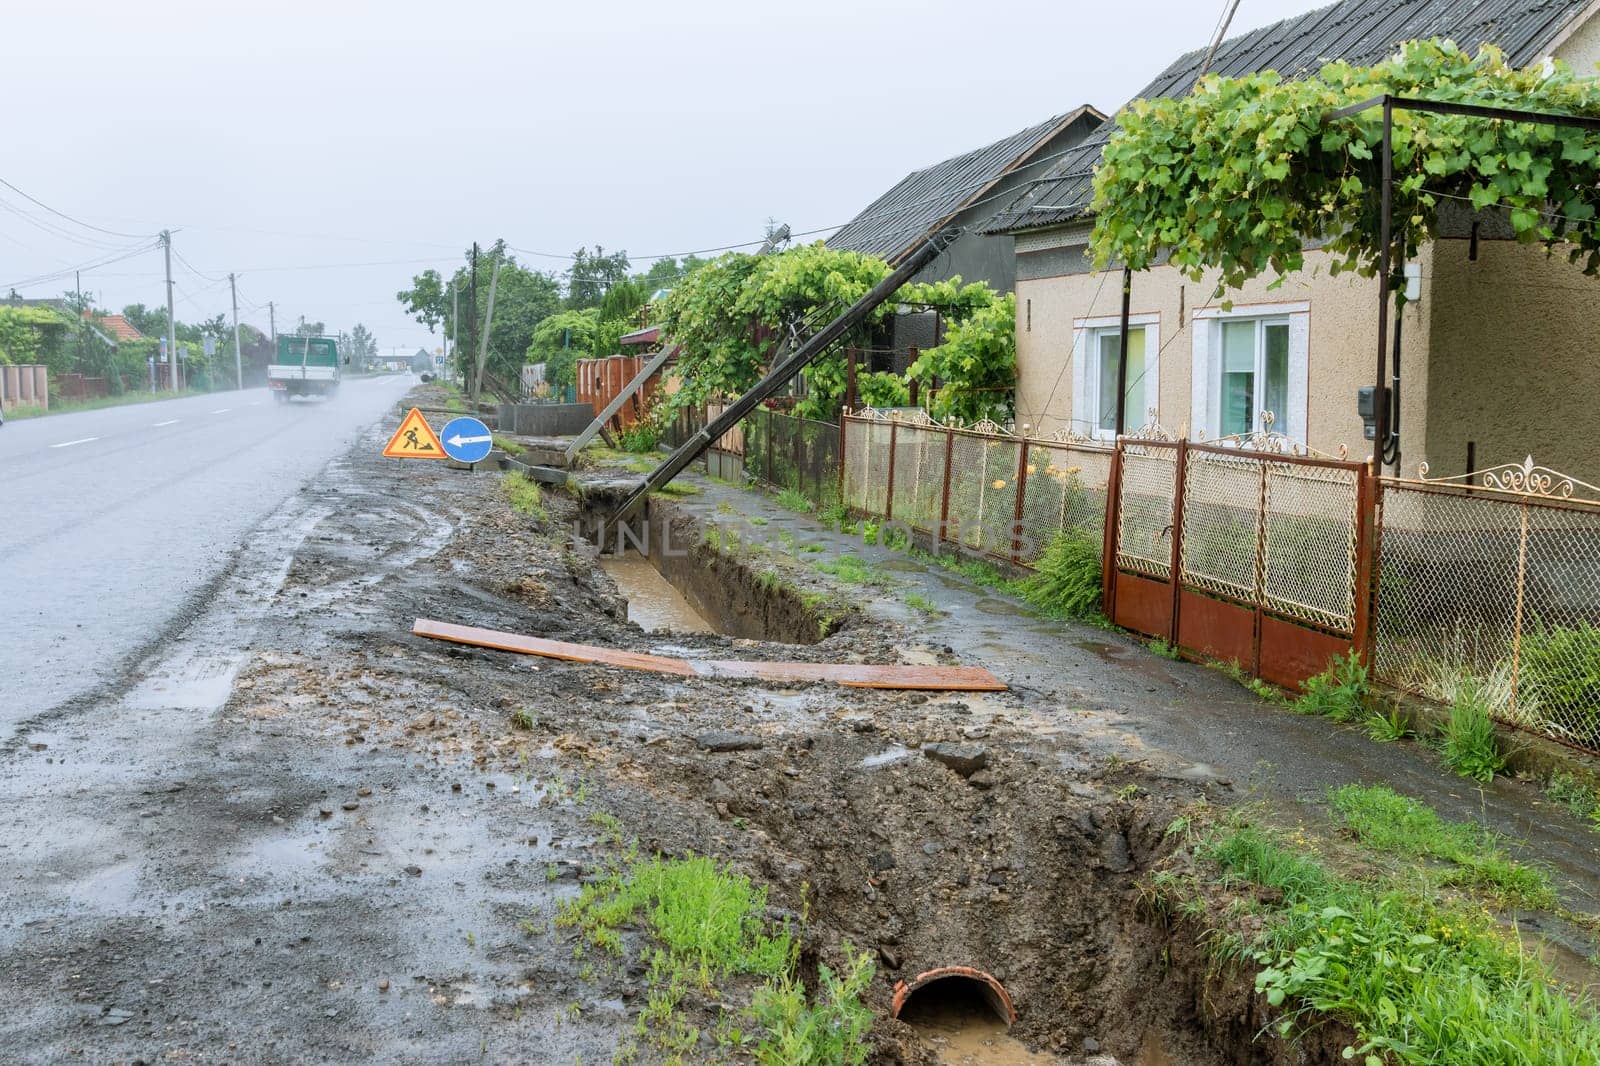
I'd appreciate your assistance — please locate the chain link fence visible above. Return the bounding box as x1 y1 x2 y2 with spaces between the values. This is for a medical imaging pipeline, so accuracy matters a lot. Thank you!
743 408 842 510
841 412 1114 568
1375 472 1600 753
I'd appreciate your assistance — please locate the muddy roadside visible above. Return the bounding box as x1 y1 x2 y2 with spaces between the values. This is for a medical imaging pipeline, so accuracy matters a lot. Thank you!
2 383 1594 1065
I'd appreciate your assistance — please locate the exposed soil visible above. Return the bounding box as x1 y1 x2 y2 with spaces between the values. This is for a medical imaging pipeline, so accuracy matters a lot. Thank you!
0 383 1547 1064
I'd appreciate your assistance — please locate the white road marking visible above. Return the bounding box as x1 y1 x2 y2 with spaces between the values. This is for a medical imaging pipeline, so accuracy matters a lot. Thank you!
210 408 231 414
153 419 181 427
50 437 99 449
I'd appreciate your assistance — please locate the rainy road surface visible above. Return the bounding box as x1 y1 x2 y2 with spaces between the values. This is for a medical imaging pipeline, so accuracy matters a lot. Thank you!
0 376 416 733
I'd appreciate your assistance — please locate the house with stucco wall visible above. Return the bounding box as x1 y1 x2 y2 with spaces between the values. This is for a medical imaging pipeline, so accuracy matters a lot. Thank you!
983 0 1600 481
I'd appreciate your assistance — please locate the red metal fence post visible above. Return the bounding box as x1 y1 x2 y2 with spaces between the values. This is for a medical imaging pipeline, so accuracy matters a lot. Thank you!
1102 443 1124 621
1010 438 1031 565
938 427 956 548
838 414 848 510
1355 464 1378 664
885 421 899 521
1167 439 1189 647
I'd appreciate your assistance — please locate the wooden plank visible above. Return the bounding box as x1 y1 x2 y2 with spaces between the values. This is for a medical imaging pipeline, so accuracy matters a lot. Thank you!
412 619 1007 691
692 659 1007 691
412 619 696 676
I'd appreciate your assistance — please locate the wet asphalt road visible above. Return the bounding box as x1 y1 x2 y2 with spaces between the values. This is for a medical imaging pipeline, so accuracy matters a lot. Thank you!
1 376 415 733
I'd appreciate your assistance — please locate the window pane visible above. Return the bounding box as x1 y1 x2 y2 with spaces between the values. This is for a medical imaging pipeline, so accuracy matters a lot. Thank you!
1124 326 1146 426
1219 321 1254 436
1097 334 1119 431
1263 322 1289 432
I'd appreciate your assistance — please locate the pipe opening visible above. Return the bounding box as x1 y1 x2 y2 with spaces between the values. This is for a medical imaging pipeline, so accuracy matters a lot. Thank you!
892 966 1015 1027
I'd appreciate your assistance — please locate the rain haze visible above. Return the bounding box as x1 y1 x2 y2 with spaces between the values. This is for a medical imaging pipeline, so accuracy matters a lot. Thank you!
4 0 1313 349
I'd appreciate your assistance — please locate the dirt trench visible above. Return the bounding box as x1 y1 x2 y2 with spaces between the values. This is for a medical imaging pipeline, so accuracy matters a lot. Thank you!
547 484 1357 1064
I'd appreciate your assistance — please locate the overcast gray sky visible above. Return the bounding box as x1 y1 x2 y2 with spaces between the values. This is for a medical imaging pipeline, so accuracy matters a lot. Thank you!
3 0 1315 352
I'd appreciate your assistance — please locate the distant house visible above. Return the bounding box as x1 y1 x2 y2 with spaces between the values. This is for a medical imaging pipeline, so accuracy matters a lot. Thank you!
984 0 1600 479
828 107 1104 370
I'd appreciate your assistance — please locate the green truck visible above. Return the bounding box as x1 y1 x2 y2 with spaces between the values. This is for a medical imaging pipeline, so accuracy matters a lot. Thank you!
268 335 345 402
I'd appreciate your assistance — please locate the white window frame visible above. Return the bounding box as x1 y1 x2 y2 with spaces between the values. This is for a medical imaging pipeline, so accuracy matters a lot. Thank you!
1070 312 1160 441
1191 303 1309 442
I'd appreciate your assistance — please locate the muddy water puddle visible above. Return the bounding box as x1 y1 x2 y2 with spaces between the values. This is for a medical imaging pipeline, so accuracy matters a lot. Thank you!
600 552 716 634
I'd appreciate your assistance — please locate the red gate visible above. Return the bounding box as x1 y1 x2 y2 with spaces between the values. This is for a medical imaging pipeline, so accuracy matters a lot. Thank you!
1104 436 1373 687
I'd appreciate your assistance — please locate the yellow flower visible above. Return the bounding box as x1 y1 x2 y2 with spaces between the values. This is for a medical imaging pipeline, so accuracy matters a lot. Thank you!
992 479 1007 489
1026 464 1037 475
1067 465 1083 475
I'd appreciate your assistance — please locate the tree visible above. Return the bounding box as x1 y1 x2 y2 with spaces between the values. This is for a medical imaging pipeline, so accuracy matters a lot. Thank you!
567 245 631 309
397 242 563 386
121 303 166 338
907 293 1016 424
294 319 325 337
526 308 599 388
395 269 446 331
347 323 378 367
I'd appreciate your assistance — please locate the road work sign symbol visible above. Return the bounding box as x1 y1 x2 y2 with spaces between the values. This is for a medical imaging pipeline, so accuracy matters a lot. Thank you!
383 407 446 459
440 416 494 464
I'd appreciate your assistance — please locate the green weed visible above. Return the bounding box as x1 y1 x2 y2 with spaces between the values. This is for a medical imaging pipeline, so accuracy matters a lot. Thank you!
747 947 875 1066
1202 823 1600 1064
1295 653 1370 722
902 591 941 615
619 422 660 453
1364 704 1413 742
1329 784 1555 908
499 472 547 519
1521 621 1600 734
1148 638 1183 661
1440 678 1506 783
775 489 813 513
492 433 525 456
1017 529 1102 619
510 709 535 731
814 554 891 588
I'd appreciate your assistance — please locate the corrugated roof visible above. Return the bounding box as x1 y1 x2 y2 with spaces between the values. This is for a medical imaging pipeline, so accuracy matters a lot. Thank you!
828 105 1104 262
983 0 1594 234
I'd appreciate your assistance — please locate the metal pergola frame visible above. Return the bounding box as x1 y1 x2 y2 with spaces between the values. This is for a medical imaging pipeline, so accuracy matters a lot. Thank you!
1112 92 1600 471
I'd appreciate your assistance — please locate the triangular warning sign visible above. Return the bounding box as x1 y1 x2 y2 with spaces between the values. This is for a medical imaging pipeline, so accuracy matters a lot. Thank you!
383 407 446 459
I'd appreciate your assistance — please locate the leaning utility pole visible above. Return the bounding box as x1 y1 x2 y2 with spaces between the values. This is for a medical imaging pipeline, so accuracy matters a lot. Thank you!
472 256 502 405
161 230 179 393
229 273 243 390
468 243 479 377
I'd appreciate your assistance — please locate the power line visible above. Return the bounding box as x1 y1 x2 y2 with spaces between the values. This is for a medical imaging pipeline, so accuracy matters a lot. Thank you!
0 176 153 239
2 239 161 292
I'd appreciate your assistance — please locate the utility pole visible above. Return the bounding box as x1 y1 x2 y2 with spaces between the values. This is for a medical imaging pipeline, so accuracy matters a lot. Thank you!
469 243 479 383
268 301 277 346
161 230 179 393
229 273 243 390
450 279 459 384
473 256 502 404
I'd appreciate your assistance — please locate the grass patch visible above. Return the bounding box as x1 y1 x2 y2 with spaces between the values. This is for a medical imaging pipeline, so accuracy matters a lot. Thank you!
1440 678 1506 783
2 387 211 420
492 433 525 456
1545 772 1600 830
1189 819 1600 1065
558 852 874 1065
653 481 700 498
619 421 660 453
1329 784 1555 908
814 554 891 589
1363 703 1414 742
499 472 546 519
774 488 814 513
1016 529 1102 619
902 591 941 615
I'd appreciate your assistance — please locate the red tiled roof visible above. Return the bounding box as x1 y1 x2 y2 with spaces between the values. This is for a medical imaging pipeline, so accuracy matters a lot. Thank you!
86 311 144 341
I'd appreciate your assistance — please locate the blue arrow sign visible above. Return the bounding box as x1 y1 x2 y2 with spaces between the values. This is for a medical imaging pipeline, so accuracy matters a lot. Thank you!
440 416 494 463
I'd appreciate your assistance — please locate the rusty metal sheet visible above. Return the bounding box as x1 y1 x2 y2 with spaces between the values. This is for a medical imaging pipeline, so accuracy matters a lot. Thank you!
1111 571 1173 640
412 619 1007 692
1258 615 1352 689
1177 589 1254 668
